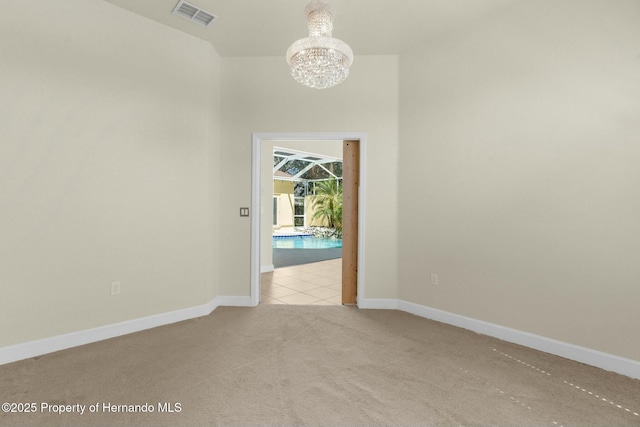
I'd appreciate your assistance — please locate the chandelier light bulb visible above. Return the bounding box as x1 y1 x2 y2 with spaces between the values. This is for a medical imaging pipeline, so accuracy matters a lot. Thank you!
286 1 354 89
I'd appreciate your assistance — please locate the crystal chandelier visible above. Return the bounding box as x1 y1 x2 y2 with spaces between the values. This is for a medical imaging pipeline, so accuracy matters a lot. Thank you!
286 1 354 89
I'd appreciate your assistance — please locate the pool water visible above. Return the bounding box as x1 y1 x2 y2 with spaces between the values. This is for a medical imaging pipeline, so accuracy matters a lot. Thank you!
273 236 342 249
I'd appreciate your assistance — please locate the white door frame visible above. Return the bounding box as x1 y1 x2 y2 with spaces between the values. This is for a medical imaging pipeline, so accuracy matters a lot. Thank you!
251 132 367 307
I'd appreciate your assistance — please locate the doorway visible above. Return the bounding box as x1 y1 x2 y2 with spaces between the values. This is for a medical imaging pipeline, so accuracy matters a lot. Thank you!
271 144 343 269
250 133 366 307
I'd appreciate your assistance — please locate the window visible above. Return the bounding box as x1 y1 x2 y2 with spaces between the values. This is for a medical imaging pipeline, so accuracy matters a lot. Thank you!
294 197 305 227
273 197 278 226
294 181 307 197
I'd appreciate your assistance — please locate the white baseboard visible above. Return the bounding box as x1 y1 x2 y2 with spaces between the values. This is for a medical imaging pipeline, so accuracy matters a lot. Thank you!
260 264 275 273
0 296 241 366
4 296 638 379
361 298 640 379
358 298 399 310
216 296 254 307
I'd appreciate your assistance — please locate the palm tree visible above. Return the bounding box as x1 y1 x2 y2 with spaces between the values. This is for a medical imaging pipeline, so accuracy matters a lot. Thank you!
311 179 342 235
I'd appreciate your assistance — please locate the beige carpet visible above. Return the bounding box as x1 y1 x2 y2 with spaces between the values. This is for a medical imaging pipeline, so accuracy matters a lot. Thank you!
1 305 639 426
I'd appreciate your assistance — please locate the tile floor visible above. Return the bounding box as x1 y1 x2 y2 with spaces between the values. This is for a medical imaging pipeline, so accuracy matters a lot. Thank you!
260 258 342 305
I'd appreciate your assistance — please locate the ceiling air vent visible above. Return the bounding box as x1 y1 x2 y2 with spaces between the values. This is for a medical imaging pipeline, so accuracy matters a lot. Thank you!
172 0 216 27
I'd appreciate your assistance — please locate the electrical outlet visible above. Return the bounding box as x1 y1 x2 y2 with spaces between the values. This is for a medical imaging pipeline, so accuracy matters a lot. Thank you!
430 274 439 286
110 281 121 296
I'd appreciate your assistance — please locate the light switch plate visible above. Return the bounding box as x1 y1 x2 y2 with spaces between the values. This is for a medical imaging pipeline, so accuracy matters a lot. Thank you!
111 281 121 296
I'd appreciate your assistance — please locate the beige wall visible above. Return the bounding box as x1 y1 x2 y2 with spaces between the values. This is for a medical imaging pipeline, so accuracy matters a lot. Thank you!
274 194 295 227
305 195 329 228
398 0 640 361
0 0 221 347
223 56 399 299
273 180 294 195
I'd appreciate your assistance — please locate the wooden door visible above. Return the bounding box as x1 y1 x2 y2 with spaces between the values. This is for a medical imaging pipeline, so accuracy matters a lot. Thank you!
342 140 359 304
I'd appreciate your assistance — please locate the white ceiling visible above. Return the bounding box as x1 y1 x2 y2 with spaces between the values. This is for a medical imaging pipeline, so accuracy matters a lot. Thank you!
102 0 517 57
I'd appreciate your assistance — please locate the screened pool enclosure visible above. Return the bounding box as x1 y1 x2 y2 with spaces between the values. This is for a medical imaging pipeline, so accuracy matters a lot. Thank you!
272 148 343 229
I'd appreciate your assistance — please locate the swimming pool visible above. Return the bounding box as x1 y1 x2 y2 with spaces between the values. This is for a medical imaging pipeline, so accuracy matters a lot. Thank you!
272 235 342 249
